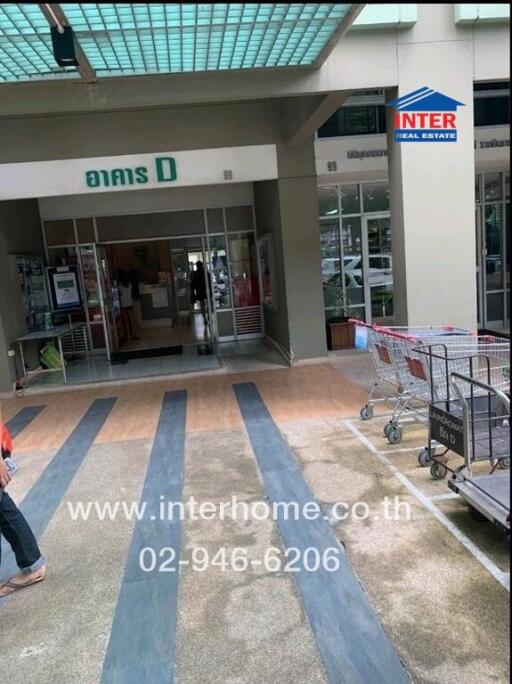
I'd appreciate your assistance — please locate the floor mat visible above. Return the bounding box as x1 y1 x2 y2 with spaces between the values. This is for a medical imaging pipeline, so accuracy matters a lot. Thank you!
111 345 184 361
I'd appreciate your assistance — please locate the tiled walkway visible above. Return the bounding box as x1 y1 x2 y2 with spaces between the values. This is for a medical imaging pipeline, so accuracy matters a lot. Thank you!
0 363 509 683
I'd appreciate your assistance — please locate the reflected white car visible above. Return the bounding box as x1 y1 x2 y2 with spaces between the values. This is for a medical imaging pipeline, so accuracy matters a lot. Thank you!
344 254 393 290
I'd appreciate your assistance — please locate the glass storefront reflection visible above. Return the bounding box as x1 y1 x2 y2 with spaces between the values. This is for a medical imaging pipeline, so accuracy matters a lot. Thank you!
208 235 231 309
228 232 260 307
485 204 504 290
320 220 341 309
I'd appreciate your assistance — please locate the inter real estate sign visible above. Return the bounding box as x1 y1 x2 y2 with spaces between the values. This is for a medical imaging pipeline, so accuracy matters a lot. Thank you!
386 86 465 142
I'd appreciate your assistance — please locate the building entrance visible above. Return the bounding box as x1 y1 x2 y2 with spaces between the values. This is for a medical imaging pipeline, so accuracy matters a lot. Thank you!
96 237 215 362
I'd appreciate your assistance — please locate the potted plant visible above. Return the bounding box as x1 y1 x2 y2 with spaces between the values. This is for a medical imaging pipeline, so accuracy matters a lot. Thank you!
326 287 354 350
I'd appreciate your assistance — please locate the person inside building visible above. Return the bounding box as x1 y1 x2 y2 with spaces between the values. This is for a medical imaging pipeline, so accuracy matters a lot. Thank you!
116 268 140 341
0 425 47 597
190 261 212 326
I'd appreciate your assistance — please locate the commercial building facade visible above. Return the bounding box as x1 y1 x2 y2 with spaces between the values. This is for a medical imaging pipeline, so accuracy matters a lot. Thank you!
0 3 509 392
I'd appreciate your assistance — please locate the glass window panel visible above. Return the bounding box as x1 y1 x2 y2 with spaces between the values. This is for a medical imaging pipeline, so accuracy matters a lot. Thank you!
485 204 504 290
474 95 510 127
76 218 95 244
47 246 77 267
318 186 338 217
362 182 390 212
367 217 393 323
484 173 503 202
486 292 504 323
506 203 510 293
44 220 75 246
227 232 260 307
320 220 341 310
475 174 481 204
79 245 102 321
341 216 363 308
206 208 224 233
341 185 360 214
208 234 231 309
505 174 510 201
318 105 381 138
225 205 254 232
216 309 234 337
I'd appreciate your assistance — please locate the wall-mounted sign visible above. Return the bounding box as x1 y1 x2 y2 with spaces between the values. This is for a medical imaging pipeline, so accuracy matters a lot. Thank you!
47 266 82 311
85 156 177 189
0 145 278 200
386 86 465 143
474 138 509 149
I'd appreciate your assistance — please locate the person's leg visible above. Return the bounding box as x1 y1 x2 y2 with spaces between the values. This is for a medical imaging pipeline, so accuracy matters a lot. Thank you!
0 491 46 576
200 298 208 325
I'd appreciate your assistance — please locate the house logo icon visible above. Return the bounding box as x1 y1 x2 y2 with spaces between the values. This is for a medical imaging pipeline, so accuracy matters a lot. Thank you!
386 86 465 142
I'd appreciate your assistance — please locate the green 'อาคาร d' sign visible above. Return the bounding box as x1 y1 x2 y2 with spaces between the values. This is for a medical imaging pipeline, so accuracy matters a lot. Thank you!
85 156 177 188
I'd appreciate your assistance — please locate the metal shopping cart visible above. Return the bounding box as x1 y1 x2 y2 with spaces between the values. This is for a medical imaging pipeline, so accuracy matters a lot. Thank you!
436 372 510 532
412 339 510 478
353 320 474 444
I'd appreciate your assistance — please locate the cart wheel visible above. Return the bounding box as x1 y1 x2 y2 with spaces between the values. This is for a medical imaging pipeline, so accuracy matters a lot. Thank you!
430 462 448 480
497 457 510 470
468 505 486 522
387 425 403 445
360 405 373 421
383 422 394 437
417 448 433 467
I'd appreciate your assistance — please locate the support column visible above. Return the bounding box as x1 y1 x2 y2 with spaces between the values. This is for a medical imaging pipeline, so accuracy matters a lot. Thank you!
254 139 327 361
386 40 477 329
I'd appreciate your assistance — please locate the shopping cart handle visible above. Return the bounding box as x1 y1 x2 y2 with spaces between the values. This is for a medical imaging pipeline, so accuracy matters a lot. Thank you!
348 318 372 327
373 326 419 343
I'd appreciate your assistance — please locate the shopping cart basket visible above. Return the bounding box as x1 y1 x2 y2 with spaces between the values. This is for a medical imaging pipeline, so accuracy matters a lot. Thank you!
352 320 474 444
412 339 510 478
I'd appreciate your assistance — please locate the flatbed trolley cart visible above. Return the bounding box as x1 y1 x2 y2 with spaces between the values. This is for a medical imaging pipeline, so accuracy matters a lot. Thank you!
412 341 510 477
444 372 509 533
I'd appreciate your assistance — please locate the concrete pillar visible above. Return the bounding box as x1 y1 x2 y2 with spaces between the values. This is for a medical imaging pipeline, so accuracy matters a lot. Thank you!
386 40 477 329
254 140 327 361
276 141 327 360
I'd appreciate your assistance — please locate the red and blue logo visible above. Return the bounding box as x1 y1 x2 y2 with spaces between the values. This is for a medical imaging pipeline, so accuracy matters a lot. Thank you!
386 86 465 142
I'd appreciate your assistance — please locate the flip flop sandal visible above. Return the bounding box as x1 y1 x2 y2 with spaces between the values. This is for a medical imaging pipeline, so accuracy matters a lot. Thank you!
0 574 45 596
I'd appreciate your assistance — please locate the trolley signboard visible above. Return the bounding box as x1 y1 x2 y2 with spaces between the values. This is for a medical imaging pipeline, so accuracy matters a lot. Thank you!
429 404 465 456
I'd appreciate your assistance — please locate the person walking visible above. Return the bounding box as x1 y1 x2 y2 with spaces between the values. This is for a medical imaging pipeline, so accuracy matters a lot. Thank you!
190 261 212 326
117 268 140 341
0 453 47 598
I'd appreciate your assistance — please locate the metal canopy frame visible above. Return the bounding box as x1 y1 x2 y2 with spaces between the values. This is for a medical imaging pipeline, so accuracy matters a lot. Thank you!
0 3 364 84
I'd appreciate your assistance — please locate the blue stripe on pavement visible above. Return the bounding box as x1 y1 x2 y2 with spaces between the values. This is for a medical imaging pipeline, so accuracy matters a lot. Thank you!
5 405 45 438
101 390 187 684
233 382 409 684
0 398 116 584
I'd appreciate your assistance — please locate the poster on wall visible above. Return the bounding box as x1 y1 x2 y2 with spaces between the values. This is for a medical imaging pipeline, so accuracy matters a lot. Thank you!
47 266 82 311
257 234 277 311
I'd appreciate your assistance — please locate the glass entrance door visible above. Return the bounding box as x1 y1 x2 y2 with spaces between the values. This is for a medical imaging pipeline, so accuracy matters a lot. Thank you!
169 236 216 345
95 243 119 360
362 216 393 324
475 172 510 330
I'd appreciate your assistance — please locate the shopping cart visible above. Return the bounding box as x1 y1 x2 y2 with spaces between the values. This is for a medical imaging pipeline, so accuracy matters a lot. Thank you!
352 320 474 444
438 372 509 532
412 339 510 478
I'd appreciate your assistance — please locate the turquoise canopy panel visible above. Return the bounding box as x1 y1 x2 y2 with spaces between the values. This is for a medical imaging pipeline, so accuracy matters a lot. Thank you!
0 3 354 82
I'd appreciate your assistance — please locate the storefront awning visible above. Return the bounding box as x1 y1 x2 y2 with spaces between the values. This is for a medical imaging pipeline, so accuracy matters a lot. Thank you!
0 3 364 83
